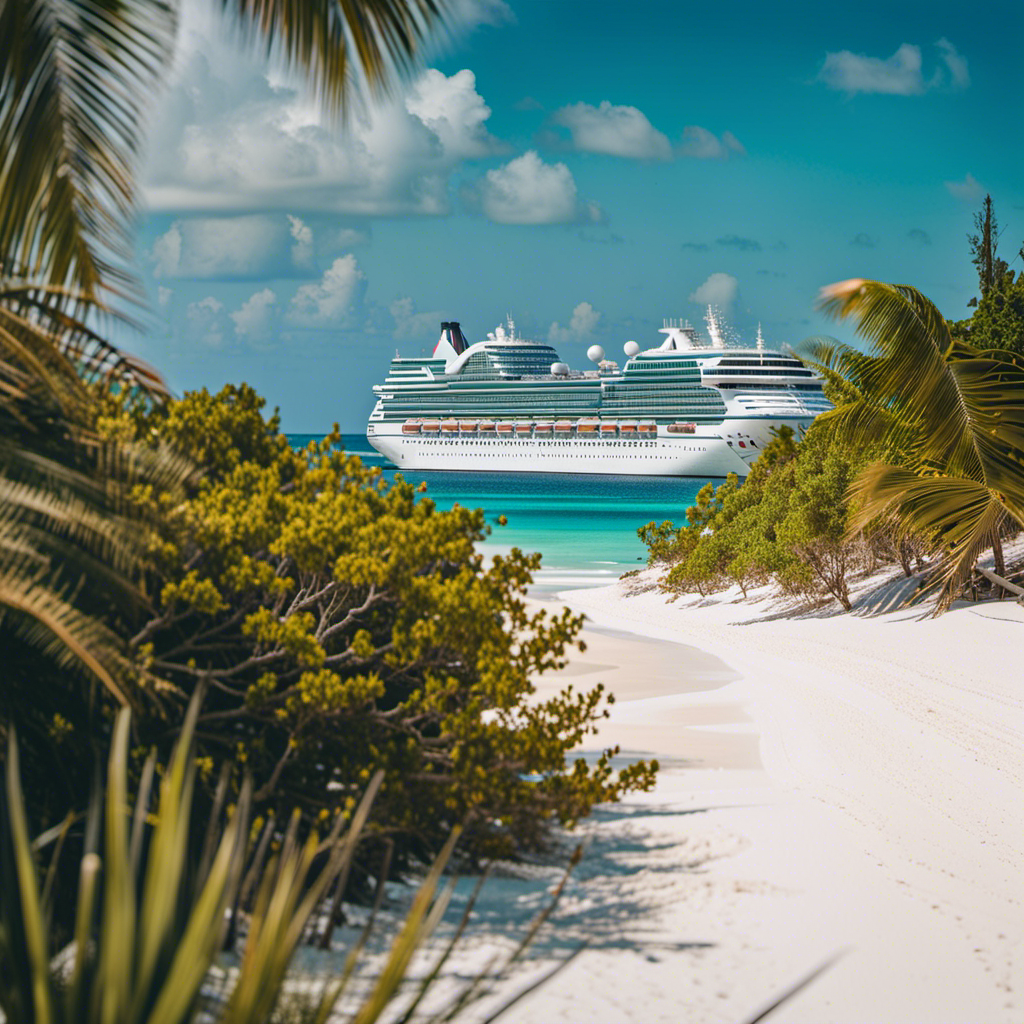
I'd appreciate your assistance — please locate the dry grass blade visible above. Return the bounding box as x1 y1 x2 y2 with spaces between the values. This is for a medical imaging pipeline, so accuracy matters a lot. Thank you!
738 949 848 1024
430 843 585 1024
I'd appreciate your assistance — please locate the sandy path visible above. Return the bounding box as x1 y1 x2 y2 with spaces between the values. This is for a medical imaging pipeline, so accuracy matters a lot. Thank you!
500 575 1023 1023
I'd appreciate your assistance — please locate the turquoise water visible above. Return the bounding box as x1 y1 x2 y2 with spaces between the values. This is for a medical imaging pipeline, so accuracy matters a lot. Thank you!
288 433 712 591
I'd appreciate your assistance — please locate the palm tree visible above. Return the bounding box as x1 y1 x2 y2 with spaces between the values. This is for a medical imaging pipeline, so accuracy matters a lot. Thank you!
801 278 1024 609
0 0 452 302
0 0 454 681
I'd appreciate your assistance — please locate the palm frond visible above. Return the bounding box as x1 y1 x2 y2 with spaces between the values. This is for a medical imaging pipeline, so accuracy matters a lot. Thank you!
817 279 1024 483
222 0 453 116
848 464 1014 610
0 0 176 299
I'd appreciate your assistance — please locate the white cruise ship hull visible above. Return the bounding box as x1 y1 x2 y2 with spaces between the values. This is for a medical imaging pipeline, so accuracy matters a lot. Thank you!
367 417 813 478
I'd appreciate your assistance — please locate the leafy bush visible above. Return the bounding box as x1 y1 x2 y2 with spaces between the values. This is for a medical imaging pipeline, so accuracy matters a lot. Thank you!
641 426 877 609
11 383 654 866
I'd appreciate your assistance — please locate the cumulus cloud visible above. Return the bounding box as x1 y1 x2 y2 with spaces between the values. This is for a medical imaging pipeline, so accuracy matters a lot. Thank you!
688 273 739 311
186 296 229 346
678 126 746 160
405 68 504 159
151 215 316 279
817 39 969 95
907 228 932 245
390 297 448 341
472 151 597 225
288 255 366 326
717 234 761 252
142 9 506 216
946 172 984 202
552 101 672 160
157 286 173 308
548 302 601 344
231 288 278 341
850 232 877 248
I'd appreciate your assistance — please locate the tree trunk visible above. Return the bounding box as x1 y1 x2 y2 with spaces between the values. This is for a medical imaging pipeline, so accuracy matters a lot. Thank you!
992 529 1006 598
898 538 913 578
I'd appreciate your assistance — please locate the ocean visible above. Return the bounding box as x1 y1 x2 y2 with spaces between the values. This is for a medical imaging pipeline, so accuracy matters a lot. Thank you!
288 433 711 593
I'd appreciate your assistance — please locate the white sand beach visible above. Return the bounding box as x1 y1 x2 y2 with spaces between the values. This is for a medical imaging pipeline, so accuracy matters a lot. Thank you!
466 569 1024 1023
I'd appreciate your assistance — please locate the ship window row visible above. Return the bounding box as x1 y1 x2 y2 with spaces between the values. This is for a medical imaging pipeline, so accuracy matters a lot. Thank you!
704 367 814 377
628 361 700 372
708 360 802 368
716 383 824 392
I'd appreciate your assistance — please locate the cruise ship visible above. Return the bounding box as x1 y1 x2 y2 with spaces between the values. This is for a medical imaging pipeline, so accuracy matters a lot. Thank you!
366 312 830 477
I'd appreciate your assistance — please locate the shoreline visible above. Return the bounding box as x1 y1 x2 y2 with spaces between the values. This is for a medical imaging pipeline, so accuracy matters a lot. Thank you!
506 569 1024 1022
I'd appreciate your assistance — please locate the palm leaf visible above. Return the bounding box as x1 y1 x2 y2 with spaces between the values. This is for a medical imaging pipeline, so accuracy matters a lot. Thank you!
848 465 1014 608
222 0 453 117
0 0 176 300
817 278 1024 606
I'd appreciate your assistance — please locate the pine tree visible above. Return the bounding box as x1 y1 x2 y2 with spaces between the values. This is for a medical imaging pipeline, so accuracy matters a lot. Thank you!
967 195 1009 305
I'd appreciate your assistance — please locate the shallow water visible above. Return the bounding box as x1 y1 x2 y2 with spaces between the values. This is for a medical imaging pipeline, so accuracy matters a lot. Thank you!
289 433 716 588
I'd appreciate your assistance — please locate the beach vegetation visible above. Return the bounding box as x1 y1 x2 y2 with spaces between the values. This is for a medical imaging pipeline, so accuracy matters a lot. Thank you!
644 426 872 610
0 690 584 1024
646 276 1024 612
807 278 1024 608
8 383 656 868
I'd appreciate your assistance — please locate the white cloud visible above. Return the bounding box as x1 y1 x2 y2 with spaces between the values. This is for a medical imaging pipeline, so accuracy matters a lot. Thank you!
289 255 365 326
157 286 173 308
390 297 447 340
142 10 506 216
151 215 315 279
287 215 314 271
186 295 229 346
152 225 182 278
689 273 739 311
552 101 672 160
335 227 371 248
548 301 601 343
231 288 278 341
474 151 592 225
817 40 970 96
678 126 746 160
936 38 970 89
405 69 504 159
945 172 984 202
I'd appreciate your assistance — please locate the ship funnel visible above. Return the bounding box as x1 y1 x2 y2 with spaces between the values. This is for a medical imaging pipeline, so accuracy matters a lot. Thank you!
441 321 469 355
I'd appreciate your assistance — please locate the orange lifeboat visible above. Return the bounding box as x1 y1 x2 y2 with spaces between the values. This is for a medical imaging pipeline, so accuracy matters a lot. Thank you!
479 420 496 432
495 422 514 434
667 422 696 434
554 420 573 432
401 420 422 434
514 422 533 434
599 422 618 435
576 420 598 434
637 422 657 435
534 421 554 433
619 422 638 434
440 420 459 433
421 420 440 433
459 421 479 432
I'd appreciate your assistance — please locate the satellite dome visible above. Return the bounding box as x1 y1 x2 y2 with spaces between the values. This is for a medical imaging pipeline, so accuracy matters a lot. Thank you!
587 344 605 364
623 340 640 358
550 361 569 375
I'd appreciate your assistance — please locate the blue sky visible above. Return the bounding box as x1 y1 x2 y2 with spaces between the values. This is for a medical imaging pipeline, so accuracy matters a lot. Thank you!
128 0 1024 430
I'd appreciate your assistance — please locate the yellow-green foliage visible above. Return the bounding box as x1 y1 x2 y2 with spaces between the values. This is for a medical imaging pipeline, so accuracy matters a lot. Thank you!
117 384 656 859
